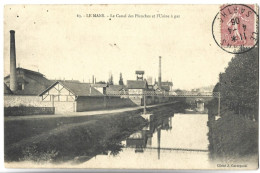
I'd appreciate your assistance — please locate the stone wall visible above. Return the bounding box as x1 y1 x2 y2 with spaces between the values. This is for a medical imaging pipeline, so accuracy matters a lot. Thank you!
4 95 51 107
4 95 75 114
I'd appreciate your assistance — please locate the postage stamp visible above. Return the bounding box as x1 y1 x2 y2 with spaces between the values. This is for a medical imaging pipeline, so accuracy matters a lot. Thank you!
212 4 259 54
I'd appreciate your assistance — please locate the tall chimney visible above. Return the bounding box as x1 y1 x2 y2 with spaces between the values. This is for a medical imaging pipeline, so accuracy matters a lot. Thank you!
158 56 162 89
10 30 17 92
92 75 94 84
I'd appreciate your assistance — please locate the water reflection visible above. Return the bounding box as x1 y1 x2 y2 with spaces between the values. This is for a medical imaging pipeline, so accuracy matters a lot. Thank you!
82 113 211 169
125 116 173 159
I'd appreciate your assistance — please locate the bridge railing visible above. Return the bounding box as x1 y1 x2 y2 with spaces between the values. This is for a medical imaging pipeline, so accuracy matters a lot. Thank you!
105 91 220 98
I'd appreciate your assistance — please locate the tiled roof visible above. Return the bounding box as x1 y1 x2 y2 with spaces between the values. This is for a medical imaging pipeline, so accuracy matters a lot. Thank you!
127 80 147 89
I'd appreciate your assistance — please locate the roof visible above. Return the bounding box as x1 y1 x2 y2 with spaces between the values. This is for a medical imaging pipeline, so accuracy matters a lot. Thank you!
39 81 103 97
155 81 173 86
58 80 81 83
127 80 147 89
4 83 13 95
4 67 53 95
91 83 108 88
4 68 44 79
106 85 125 92
135 71 145 74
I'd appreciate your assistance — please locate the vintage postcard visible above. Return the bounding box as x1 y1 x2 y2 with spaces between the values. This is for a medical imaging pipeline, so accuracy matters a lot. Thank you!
3 4 259 170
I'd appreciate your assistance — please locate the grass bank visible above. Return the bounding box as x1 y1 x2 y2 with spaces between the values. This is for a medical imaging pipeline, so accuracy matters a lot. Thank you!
207 99 258 160
5 102 186 163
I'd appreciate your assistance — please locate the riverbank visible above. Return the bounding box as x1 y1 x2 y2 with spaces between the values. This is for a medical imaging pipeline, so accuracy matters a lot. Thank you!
5 102 187 164
207 99 258 161
4 102 177 121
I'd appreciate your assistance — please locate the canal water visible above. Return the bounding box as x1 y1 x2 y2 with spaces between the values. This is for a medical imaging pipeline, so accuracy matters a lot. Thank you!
81 113 211 169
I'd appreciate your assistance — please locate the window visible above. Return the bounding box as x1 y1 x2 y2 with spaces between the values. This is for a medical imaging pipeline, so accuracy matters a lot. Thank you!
17 83 23 90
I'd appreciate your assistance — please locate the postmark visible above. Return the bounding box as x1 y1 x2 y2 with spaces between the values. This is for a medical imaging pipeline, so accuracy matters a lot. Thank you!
212 4 259 54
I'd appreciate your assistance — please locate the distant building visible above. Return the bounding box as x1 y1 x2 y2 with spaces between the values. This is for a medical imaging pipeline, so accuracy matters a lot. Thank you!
154 81 173 92
146 76 153 85
4 67 53 95
106 84 126 92
127 80 148 105
195 99 205 112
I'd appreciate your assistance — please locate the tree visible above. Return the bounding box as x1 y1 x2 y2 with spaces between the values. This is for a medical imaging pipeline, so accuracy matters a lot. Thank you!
108 74 114 85
218 47 258 120
96 81 106 84
119 73 124 85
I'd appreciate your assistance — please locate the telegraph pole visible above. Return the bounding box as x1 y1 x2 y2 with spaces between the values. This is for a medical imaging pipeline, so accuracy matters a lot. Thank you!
218 92 221 116
143 94 146 114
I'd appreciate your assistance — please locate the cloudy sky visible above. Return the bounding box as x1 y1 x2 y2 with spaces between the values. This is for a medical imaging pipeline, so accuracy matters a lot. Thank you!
4 5 233 90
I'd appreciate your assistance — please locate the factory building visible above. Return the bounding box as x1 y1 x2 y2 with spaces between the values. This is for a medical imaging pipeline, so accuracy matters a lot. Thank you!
39 81 137 113
127 79 148 105
4 83 13 95
4 30 53 96
4 67 53 95
39 81 103 112
4 30 173 115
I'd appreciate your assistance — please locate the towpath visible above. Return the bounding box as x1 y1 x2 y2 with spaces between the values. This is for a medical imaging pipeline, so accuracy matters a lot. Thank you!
5 102 177 121
5 102 177 153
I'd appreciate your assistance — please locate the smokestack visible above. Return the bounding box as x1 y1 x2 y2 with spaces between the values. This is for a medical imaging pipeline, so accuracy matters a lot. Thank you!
10 30 17 92
92 75 94 84
158 56 162 89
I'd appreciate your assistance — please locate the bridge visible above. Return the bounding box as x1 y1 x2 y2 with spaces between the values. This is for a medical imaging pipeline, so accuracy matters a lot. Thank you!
104 91 221 116
124 147 209 153
105 91 220 98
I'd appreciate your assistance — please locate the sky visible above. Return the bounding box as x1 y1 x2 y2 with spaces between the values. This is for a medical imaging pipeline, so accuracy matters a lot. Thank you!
4 5 234 90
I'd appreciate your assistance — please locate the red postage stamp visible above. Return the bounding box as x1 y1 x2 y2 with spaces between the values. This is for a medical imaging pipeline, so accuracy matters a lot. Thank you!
220 4 257 48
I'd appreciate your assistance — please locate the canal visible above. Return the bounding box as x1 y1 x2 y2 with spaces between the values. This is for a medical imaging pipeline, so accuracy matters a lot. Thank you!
5 103 258 169
81 113 211 169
